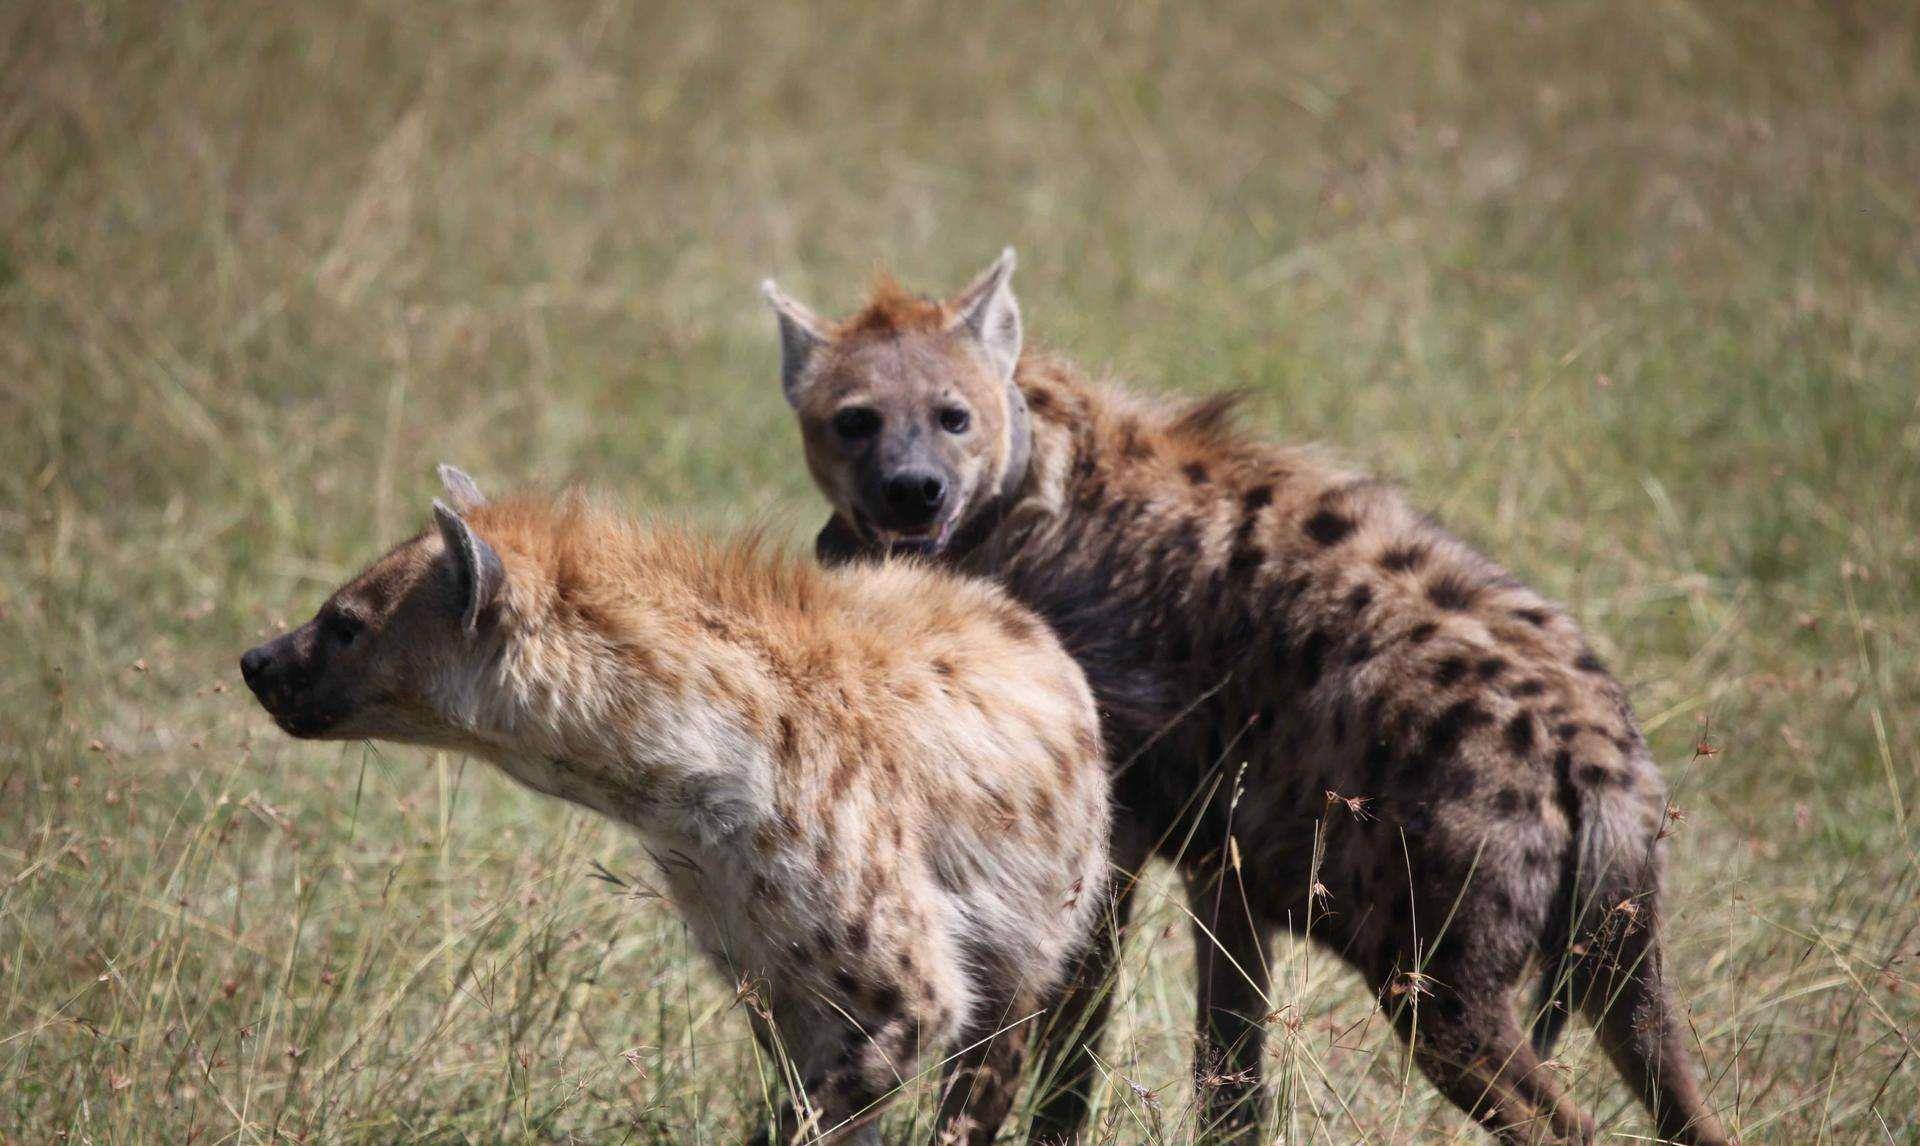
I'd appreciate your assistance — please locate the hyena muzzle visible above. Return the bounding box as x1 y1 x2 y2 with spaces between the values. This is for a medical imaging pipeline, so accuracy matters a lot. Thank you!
764 253 1733 1145
240 465 1111 1145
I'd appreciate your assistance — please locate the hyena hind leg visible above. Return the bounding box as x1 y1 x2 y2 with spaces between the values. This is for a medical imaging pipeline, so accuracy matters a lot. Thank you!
752 1013 922 1146
1569 914 1733 1146
935 989 1044 1146
1390 988 1596 1145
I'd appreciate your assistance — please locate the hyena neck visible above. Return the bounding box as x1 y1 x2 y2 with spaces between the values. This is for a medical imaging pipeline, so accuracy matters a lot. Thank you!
444 597 776 843
942 361 1037 558
958 365 1274 737
966 359 1114 564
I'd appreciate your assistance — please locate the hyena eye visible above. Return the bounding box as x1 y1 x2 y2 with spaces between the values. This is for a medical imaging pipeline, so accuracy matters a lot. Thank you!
321 611 364 649
938 406 971 434
832 407 881 440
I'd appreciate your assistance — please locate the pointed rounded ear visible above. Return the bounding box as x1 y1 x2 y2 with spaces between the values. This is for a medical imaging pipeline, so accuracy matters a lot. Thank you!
949 247 1021 381
761 279 829 408
437 463 487 512
432 499 504 634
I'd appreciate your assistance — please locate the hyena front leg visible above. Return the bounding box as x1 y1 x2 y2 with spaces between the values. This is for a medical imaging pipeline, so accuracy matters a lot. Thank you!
1185 859 1274 1141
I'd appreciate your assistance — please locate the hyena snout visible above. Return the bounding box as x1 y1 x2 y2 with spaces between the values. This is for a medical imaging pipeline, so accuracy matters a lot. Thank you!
240 631 300 704
240 625 340 736
878 466 948 529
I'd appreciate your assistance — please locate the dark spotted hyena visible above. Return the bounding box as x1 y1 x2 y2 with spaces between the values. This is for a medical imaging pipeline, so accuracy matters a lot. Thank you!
761 253 1731 1144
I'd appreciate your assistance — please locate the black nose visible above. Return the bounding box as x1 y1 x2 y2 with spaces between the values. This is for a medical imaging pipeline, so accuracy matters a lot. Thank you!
240 646 271 689
880 470 947 526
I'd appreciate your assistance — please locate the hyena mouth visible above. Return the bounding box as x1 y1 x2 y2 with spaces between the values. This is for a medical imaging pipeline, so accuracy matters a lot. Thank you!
262 700 347 739
855 508 960 556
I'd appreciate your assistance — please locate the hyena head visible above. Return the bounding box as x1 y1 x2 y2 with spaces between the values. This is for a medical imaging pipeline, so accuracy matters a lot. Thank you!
763 248 1030 556
240 465 503 744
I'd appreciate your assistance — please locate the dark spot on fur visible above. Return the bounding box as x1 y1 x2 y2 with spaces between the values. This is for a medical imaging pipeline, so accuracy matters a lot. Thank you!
1426 700 1492 757
1577 762 1626 787
1408 621 1439 645
1346 633 1375 666
1183 461 1210 485
1346 584 1373 614
1242 484 1274 512
1575 650 1606 673
1297 630 1330 688
1432 656 1469 687
1476 657 1507 680
1227 543 1264 573
1304 510 1356 547
1426 573 1480 611
1433 762 1479 800
995 606 1038 644
1512 678 1547 697
1402 804 1434 836
869 982 903 1017
1379 542 1429 572
1270 574 1309 612
1515 607 1550 627
1033 784 1059 830
1363 735 1395 787
776 714 797 761
1554 721 1580 741
833 969 859 997
847 919 869 953
1504 714 1537 755
932 657 955 679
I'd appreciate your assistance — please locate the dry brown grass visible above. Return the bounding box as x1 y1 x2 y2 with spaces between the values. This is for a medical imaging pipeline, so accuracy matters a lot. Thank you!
4 1 1918 1141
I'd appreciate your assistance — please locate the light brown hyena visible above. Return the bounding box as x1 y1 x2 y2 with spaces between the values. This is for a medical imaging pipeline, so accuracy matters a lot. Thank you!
763 254 1733 1144
239 466 1110 1145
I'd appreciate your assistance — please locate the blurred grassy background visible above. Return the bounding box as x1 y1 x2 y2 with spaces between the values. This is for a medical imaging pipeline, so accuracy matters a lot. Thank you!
3 1 1918 1141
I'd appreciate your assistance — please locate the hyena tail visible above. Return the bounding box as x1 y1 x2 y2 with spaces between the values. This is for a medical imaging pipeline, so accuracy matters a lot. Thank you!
1533 782 1733 1146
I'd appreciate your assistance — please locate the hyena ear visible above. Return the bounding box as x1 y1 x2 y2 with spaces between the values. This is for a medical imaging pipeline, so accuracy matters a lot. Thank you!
760 279 829 408
432 500 504 634
436 463 487 512
950 246 1021 382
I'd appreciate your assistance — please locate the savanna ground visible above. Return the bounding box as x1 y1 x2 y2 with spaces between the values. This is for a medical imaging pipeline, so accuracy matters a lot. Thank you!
4 2 1918 1142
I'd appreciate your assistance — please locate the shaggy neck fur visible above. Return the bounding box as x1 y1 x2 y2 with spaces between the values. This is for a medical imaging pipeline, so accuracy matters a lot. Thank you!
429 499 788 845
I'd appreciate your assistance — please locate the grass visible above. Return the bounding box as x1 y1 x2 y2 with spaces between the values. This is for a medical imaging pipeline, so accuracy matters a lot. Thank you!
3 0 1918 1140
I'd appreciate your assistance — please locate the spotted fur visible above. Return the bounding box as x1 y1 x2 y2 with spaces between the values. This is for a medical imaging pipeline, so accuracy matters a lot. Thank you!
770 258 1731 1145
240 468 1110 1145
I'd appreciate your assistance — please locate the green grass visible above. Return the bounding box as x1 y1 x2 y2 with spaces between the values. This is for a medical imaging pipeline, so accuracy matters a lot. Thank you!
4 1 1918 1141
